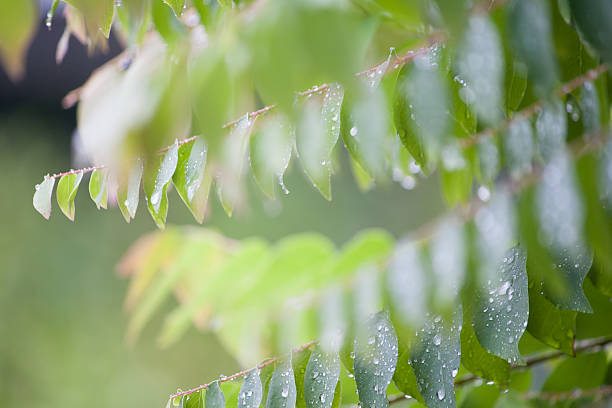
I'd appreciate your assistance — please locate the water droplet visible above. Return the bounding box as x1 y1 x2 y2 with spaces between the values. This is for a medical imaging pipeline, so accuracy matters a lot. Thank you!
437 389 445 400
350 126 358 137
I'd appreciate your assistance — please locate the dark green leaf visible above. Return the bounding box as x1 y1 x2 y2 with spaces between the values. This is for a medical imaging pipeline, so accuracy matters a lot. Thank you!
505 61 528 114
473 246 528 364
542 351 607 392
354 311 398 408
56 172 84 221
569 0 612 63
304 346 340 408
267 358 296 408
33 176 55 220
526 287 576 356
238 369 263 408
293 347 313 408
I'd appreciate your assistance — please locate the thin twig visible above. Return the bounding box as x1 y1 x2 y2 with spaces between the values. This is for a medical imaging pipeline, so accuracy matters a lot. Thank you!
525 384 612 402
48 165 105 179
169 340 317 400
460 64 610 149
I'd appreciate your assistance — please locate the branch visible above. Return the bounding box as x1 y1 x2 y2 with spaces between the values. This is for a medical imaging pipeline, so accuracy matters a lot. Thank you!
525 385 612 403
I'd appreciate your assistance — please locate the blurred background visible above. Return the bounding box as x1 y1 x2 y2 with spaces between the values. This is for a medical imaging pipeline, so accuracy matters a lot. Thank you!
0 6 445 408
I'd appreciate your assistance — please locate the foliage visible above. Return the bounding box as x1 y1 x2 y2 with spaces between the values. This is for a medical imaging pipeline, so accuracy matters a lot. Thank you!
4 0 612 406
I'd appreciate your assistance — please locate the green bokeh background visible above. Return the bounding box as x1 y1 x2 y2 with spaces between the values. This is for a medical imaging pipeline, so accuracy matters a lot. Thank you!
0 108 443 407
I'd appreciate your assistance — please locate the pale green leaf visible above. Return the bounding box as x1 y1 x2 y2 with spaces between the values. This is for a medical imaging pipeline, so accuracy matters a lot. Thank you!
206 381 225 408
56 172 84 221
163 0 185 17
33 176 56 220
88 168 108 210
173 137 211 223
238 369 263 408
503 117 534 180
535 98 567 162
0 0 37 81
304 346 340 408
144 141 179 229
117 158 144 223
267 358 296 408
293 347 313 408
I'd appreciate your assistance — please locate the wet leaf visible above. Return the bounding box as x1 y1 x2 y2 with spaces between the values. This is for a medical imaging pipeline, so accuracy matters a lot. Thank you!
0 0 37 81
477 138 500 186
354 311 398 408
505 61 527 114
410 312 462 408
206 381 225 408
144 141 179 229
473 246 528 364
503 117 534 180
535 98 567 162
163 0 185 16
293 347 313 408
89 168 108 210
33 176 56 220
526 288 576 356
580 81 601 133
542 351 607 392
430 217 466 306
56 172 84 221
185 390 204 408
238 369 263 408
267 358 297 408
117 158 144 223
455 14 504 126
304 346 340 408
173 137 210 223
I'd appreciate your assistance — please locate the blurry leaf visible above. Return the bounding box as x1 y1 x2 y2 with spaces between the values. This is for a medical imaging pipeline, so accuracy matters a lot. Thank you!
143 141 179 229
508 0 559 97
173 137 211 223
349 157 375 192
238 369 263 408
293 347 313 408
153 0 187 45
0 0 37 81
526 287 576 356
476 138 500 186
354 311 398 408
430 217 466 307
64 0 115 38
56 173 84 221
89 168 108 210
455 14 504 126
394 48 450 169
459 384 500 408
117 158 144 223
535 99 567 162
410 312 462 408
260 362 276 407
542 351 607 392
206 382 225 408
304 346 340 408
185 390 204 408
505 61 528 113
250 115 293 199
163 0 185 16
461 299 510 387
580 81 601 133
503 117 534 180
222 379 244 408
393 347 424 403
440 146 472 207
330 376 342 408
33 176 56 220
216 116 254 217
266 358 296 408
569 0 612 64
473 246 528 364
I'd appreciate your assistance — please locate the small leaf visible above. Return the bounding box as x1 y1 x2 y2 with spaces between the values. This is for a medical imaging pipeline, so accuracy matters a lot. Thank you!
304 346 340 408
455 14 504 125
508 0 559 97
526 287 576 356
238 369 263 408
476 138 500 186
56 172 84 221
163 0 185 17
33 176 56 220
118 158 144 223
430 216 466 305
293 347 313 408
185 390 204 408
144 141 179 229
503 117 534 180
353 311 398 408
473 246 528 364
393 347 424 403
267 358 297 408
173 137 211 223
580 81 601 133
206 381 225 408
88 168 108 209
0 0 37 81
250 115 293 199
410 312 462 408
542 351 607 392
505 61 527 113
535 98 567 162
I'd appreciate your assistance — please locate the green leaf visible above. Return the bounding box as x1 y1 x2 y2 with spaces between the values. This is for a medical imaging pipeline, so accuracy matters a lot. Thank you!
459 384 500 408
33 176 56 220
304 346 340 408
410 312 462 408
542 351 607 392
354 311 398 408
266 358 296 408
503 117 534 180
0 0 37 81
206 381 225 408
569 0 612 64
117 158 144 223
144 141 179 229
260 362 276 407
88 168 108 210
293 347 313 408
250 115 293 199
162 0 185 17
185 390 204 408
526 287 576 356
473 246 528 364
505 61 528 114
430 216 466 307
173 137 211 223
393 347 424 403
508 0 559 97
440 148 473 207
238 369 263 408
535 98 567 162
394 48 450 169
461 299 510 387
455 14 504 126
580 81 602 134
56 172 84 221
476 138 500 186
64 0 115 38
575 279 612 338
